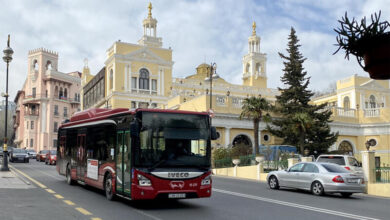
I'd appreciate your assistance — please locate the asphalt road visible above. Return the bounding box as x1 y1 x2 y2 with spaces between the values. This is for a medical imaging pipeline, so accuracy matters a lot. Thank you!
5 160 390 220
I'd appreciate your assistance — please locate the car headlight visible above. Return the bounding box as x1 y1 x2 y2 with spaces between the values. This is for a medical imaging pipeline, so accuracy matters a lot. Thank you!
51 155 55 159
201 174 212 185
137 174 151 186
25 155 29 158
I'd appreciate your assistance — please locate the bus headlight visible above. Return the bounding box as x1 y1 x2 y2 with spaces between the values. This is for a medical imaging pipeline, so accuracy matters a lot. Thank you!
137 174 152 186
201 175 211 185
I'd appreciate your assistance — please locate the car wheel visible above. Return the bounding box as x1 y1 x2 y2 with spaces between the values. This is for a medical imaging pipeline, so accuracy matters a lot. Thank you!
104 173 115 201
341 192 353 198
66 166 74 185
268 175 279 190
311 181 324 196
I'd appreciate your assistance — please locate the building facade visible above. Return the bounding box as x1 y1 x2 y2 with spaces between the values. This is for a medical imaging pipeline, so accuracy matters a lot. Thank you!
13 48 81 151
81 3 173 110
80 3 389 165
313 75 390 165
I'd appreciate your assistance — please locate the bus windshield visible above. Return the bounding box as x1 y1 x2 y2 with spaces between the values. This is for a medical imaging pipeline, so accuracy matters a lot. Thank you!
134 112 210 169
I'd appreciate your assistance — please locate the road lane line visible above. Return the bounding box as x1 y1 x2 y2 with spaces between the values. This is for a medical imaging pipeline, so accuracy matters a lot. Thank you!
46 189 56 194
75 207 92 215
91 218 102 220
10 165 47 189
54 194 64 199
63 200 75 206
214 188 380 220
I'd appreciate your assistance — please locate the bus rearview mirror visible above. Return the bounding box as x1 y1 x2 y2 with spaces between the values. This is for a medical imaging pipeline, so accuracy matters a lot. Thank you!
211 127 220 140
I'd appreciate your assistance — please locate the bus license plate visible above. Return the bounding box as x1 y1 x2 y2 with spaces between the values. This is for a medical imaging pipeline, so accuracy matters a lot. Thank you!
168 193 186 199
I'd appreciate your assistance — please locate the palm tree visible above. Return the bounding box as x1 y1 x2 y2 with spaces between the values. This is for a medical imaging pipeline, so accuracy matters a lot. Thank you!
291 112 312 154
240 96 270 155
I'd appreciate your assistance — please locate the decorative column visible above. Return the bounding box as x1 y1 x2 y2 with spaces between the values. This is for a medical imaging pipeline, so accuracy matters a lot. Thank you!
225 127 231 148
362 151 376 183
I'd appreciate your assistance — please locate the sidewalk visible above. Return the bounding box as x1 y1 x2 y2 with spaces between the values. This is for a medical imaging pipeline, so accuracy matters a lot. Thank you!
0 166 35 189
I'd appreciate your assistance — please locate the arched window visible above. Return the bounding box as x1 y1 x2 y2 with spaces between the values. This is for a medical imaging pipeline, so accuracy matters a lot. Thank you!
109 69 113 90
343 96 350 110
245 63 250 73
256 63 261 73
59 87 63 98
46 61 52 70
64 88 68 98
54 86 58 98
369 95 376 108
139 68 150 90
33 60 39 71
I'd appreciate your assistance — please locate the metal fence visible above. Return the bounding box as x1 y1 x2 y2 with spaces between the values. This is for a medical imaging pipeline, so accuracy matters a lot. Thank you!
375 167 390 183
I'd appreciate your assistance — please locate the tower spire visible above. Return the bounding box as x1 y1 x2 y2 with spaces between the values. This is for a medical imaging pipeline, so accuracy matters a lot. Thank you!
148 2 153 18
252 21 256 36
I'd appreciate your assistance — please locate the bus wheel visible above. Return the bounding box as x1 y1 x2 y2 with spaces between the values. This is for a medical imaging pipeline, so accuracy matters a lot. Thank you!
66 166 74 185
104 173 115 201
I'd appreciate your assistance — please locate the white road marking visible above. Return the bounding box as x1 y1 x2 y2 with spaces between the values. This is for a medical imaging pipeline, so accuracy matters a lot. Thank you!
213 188 380 220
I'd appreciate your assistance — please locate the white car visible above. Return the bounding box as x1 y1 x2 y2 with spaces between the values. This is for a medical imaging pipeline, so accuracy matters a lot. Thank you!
316 155 363 174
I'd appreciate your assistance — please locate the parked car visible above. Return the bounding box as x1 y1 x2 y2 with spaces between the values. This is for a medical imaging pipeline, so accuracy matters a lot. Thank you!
45 150 57 165
27 149 37 159
316 155 363 173
9 148 30 163
37 150 49 162
267 162 365 197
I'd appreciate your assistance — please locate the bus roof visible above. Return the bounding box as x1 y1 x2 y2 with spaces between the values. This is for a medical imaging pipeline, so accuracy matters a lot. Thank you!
61 108 209 129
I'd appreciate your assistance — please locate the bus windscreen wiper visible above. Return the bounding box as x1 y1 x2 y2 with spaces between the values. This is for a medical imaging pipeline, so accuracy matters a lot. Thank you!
148 159 166 172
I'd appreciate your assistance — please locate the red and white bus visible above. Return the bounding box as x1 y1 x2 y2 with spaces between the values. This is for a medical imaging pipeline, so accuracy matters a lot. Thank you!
57 108 219 200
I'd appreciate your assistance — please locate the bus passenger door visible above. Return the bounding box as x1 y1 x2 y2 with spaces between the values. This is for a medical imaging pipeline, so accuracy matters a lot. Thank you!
76 134 86 181
116 131 131 197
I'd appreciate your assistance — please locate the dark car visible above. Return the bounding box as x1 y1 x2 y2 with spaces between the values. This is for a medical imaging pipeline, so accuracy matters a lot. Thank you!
37 150 49 162
9 148 30 163
27 149 37 159
45 150 57 165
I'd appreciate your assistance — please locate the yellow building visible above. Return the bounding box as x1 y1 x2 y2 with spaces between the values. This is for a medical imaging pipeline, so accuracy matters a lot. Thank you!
81 3 390 165
82 3 173 110
312 75 390 165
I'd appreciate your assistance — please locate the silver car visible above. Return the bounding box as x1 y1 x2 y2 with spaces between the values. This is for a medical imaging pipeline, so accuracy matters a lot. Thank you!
267 162 365 197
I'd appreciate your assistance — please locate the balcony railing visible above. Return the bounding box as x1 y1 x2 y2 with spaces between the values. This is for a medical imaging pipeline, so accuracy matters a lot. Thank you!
364 108 380 117
335 107 356 117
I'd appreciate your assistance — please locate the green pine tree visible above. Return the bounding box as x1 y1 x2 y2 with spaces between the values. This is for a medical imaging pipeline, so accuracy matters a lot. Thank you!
267 27 338 155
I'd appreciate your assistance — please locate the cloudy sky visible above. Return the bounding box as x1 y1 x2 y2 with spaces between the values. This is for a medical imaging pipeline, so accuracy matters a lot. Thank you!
0 0 389 99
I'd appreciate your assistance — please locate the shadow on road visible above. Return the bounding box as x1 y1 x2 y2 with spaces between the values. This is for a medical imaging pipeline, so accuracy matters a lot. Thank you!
273 187 363 200
80 184 203 211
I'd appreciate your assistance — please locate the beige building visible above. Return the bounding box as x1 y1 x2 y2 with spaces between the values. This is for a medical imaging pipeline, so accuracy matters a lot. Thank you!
14 48 81 151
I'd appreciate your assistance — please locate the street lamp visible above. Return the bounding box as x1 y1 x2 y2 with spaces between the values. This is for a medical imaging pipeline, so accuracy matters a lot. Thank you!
1 35 13 172
204 63 219 112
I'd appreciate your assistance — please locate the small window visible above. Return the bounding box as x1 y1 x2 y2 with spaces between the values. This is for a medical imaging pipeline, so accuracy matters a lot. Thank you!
54 122 58 132
26 121 29 130
31 121 34 130
32 88 36 98
54 105 59 116
131 101 136 109
53 139 58 149
131 77 137 89
263 134 269 142
30 139 34 148
64 107 68 117
109 69 113 90
152 79 157 91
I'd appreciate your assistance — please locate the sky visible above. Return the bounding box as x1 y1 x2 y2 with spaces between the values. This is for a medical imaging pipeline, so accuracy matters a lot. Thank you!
0 0 389 100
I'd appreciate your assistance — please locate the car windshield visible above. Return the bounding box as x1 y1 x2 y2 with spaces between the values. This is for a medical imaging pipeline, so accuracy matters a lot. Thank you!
321 163 350 173
13 149 27 153
50 150 56 154
134 112 210 169
317 156 345 165
41 150 49 154
27 149 36 153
